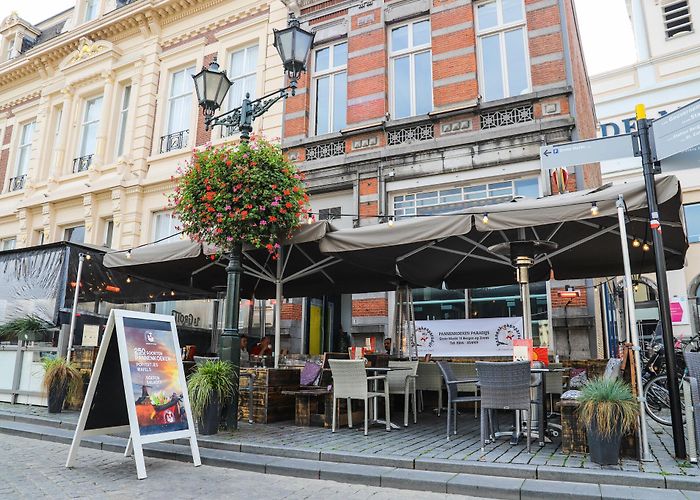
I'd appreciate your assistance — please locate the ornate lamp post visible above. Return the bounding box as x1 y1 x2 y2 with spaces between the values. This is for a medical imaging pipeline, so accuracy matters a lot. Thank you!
191 14 314 430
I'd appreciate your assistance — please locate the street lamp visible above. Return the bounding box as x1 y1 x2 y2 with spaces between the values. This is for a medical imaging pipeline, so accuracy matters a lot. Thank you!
192 13 314 430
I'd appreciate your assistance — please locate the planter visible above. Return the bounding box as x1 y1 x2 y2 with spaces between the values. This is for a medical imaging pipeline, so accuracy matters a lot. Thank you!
586 418 622 465
197 394 221 435
47 380 68 413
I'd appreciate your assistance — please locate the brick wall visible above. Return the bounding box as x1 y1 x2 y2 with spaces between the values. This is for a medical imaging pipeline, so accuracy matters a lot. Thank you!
195 53 217 147
281 303 302 321
526 0 567 90
550 287 587 308
0 124 12 188
352 297 388 317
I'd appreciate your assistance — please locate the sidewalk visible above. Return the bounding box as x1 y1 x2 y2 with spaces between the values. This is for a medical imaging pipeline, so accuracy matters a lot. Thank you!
1 402 699 499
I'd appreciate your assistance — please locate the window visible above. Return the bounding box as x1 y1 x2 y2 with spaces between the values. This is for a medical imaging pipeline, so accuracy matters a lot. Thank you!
664 1 692 38
476 0 530 101
393 178 538 218
153 211 181 243
684 203 700 243
104 220 114 248
34 230 45 246
313 42 347 135
84 0 99 21
5 40 14 61
165 66 195 139
14 121 35 181
390 20 432 119
228 45 258 109
64 226 85 244
1 238 16 251
318 207 342 221
78 96 103 161
116 85 131 157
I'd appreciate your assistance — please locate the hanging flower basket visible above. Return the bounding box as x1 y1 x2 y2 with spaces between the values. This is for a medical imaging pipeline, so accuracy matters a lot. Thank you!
171 137 309 256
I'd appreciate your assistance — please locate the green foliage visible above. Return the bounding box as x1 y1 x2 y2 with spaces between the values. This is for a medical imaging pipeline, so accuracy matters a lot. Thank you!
41 356 83 404
577 377 639 438
0 316 52 342
187 360 236 419
171 137 309 255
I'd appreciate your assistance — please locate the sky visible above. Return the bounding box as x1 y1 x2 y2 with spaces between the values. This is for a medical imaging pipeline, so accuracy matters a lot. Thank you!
1 0 637 76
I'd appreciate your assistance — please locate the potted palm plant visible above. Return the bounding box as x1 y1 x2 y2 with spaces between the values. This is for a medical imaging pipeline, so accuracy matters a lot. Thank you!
41 356 83 413
577 377 639 465
187 360 236 435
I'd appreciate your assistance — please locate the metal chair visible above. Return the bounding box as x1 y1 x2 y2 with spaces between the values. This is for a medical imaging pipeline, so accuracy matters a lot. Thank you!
450 362 480 418
476 361 533 452
436 361 480 440
415 361 443 415
328 359 390 435
387 360 419 426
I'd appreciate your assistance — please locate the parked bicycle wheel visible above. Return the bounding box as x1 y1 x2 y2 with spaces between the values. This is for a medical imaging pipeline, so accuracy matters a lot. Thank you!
643 373 685 426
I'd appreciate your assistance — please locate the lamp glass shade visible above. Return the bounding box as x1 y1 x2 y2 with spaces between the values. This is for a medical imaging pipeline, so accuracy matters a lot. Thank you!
192 63 232 113
274 23 314 80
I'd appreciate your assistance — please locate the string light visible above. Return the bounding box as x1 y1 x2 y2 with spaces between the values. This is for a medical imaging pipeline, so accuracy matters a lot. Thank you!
388 216 394 227
634 284 639 292
84 254 91 260
482 213 489 225
126 276 132 284
126 249 132 259
307 215 314 225
642 242 651 252
632 238 641 248
590 202 599 216
170 290 176 297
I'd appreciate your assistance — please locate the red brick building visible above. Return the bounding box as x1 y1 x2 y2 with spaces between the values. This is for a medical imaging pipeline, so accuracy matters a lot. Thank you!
279 0 602 358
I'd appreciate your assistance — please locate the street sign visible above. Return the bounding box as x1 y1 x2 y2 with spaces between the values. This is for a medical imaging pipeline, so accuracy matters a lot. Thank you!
652 98 700 161
540 134 635 170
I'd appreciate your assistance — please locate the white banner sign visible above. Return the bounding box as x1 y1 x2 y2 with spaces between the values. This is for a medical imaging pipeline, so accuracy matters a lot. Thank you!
415 317 524 357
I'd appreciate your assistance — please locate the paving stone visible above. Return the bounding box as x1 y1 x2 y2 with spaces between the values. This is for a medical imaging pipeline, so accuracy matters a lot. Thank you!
521 479 601 499
668 475 700 491
321 450 414 468
198 447 270 473
240 442 320 460
318 461 392 486
265 457 321 479
447 472 524 499
415 457 537 478
682 490 700 499
537 465 665 488
600 484 683 500
380 469 456 493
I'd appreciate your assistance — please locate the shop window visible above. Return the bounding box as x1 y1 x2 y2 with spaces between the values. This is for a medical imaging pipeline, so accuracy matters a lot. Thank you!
318 207 342 221
390 19 432 119
684 203 700 243
475 0 530 101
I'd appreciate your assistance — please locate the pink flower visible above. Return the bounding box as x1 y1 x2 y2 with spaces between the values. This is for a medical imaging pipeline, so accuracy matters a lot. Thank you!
226 236 233 242
260 220 267 225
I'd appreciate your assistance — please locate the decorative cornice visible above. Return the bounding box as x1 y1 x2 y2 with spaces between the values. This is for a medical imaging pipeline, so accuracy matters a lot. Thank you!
0 91 40 113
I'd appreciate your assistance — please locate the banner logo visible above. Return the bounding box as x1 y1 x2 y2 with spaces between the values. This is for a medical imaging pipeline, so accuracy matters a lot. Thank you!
145 331 156 345
495 323 521 347
415 326 434 348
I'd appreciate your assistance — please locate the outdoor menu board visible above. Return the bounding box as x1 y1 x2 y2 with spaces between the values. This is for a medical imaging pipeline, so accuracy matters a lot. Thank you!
66 310 200 479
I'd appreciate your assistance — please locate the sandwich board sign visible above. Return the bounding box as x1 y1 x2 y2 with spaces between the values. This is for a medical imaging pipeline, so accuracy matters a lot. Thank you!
65 309 200 479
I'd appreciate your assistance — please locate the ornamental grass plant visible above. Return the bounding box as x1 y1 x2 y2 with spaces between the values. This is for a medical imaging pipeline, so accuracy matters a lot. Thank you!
187 360 236 419
40 356 83 404
577 377 639 438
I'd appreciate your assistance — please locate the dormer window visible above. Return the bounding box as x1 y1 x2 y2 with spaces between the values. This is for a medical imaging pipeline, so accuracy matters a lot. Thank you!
84 0 99 22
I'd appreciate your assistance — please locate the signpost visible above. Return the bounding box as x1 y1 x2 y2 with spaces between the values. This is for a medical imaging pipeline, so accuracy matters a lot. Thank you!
65 310 200 479
539 134 635 170
651 98 700 161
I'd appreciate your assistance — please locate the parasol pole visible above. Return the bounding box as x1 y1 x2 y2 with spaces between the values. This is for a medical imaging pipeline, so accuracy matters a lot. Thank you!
274 246 283 368
617 195 652 461
66 252 88 364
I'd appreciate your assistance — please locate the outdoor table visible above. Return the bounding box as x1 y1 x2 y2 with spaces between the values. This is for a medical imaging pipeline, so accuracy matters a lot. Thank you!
365 366 411 430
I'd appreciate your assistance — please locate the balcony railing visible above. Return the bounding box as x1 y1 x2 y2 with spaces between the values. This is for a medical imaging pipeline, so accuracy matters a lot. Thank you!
160 129 189 154
72 155 93 173
8 174 26 192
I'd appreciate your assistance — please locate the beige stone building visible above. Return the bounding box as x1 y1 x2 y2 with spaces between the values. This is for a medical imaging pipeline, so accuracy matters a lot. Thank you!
0 0 287 252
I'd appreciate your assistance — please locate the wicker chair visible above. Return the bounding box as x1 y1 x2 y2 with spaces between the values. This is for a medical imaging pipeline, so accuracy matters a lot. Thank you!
387 360 419 426
436 361 480 440
684 352 700 456
476 361 533 452
415 362 443 415
328 359 390 435
450 362 479 418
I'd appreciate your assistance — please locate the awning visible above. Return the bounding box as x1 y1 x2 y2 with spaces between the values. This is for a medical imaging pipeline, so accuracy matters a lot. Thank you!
103 221 401 298
319 176 688 289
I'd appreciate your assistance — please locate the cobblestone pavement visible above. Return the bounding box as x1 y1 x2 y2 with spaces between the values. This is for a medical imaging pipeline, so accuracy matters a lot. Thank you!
0 434 471 500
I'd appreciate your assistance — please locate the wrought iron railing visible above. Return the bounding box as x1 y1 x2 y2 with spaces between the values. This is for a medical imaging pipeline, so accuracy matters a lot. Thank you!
480 104 534 130
160 129 189 154
72 155 93 173
8 174 26 192
304 140 345 161
387 123 434 146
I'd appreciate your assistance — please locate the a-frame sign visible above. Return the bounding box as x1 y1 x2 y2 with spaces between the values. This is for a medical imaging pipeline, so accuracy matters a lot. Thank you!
66 310 201 479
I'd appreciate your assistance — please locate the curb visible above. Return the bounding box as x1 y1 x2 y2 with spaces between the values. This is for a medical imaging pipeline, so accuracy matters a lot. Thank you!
1 411 700 498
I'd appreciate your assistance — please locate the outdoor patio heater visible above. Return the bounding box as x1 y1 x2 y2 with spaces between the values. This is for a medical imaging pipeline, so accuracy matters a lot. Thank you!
488 237 558 339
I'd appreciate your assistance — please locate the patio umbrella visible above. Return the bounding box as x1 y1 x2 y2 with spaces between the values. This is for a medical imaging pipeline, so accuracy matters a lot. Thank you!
319 176 687 289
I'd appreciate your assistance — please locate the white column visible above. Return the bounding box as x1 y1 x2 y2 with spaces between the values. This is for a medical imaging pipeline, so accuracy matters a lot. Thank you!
52 87 74 177
94 71 115 167
630 0 655 86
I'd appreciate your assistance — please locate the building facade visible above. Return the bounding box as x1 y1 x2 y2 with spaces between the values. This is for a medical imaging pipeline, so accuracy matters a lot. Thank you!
0 0 287 253
591 0 700 339
280 0 603 358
